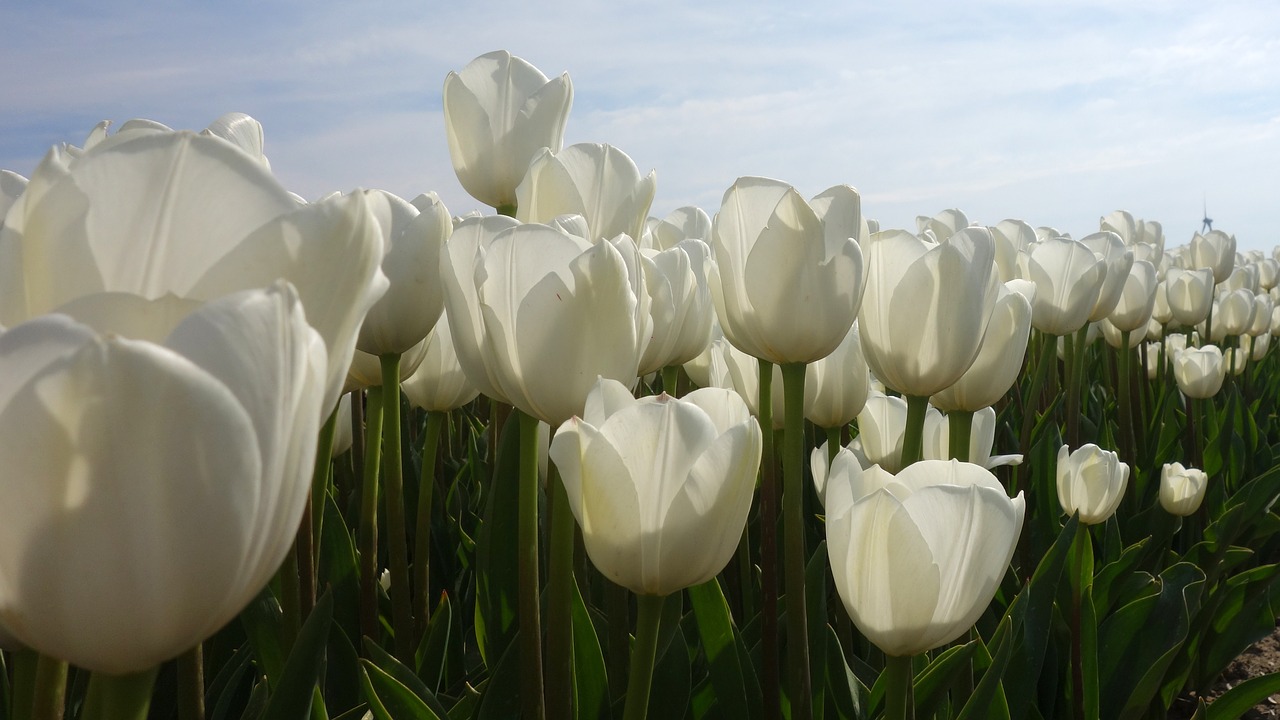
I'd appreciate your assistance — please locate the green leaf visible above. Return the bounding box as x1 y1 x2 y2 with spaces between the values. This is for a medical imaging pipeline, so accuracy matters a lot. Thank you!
1091 537 1151 618
822 626 865 720
319 492 362 639
362 637 452 720
806 540 829 716
571 579 609 720
913 639 979 720
260 591 333 719
415 592 453 694
360 660 445 720
956 615 1013 720
689 579 755 720
1205 671 1280 720
1006 515 1078 720
475 630 522 720
239 588 286 686
207 645 255 720
648 626 692 720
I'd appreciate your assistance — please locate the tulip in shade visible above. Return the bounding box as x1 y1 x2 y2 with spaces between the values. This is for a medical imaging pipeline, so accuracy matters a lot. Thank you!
443 51 573 210
708 177 865 365
824 455 1025 656
0 284 325 674
548 378 762 596
516 143 656 242
930 281 1032 412
803 322 872 429
1107 260 1158 333
401 314 481 413
1056 444 1129 525
1160 463 1209 517
637 240 715 376
1173 346 1227 399
859 228 998 397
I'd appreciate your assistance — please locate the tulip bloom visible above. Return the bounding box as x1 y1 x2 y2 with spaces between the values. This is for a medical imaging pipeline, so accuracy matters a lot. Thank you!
443 51 572 210
930 282 1032 412
1164 268 1215 328
708 177 865 365
401 313 481 412
637 240 715 376
825 455 1025 656
859 228 998 397
1080 231 1134 323
516 143 656 242
1172 343 1223 397
922 407 1022 469
1022 237 1107 336
548 379 762 596
0 284 325 674
804 322 872 428
1160 463 1208 517
1056 444 1129 525
1191 230 1237 284
1107 260 1158 333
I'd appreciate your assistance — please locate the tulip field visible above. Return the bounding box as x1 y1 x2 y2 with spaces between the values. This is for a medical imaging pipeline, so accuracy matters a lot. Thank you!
4 50 1280 720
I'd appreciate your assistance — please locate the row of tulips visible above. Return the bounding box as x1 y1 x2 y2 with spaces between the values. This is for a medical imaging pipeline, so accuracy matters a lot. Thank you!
1 49 1280 720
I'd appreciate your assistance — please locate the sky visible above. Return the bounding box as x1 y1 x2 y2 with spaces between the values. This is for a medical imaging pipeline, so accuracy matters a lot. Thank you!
2 0 1278 252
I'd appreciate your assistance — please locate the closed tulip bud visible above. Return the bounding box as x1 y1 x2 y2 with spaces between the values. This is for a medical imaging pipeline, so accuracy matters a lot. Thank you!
1107 260 1158 333
402 312 480 412
516 143 656 243
1225 346 1248 375
1146 342 1163 378
1251 294 1273 336
1191 230 1237 284
1022 237 1108 335
355 190 450 357
1160 463 1208 517
1081 231 1135 323
1219 264 1259 296
804 322 872 428
1215 288 1256 339
1056 444 1129 524
1165 268 1215 327
1259 258 1279 291
1173 345 1226 399
825 455 1025 656
1250 331 1271 361
638 240 715 375
549 378 762 596
859 227 998 396
709 177 865 364
931 282 1032 412
0 283 326 673
443 51 572 210
1151 280 1173 324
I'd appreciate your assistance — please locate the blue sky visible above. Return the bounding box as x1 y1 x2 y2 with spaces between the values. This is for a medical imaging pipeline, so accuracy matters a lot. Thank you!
3 0 1278 251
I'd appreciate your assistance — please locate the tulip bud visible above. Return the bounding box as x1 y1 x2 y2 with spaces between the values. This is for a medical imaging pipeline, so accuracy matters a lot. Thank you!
549 379 762 596
516 143 657 243
1056 444 1129 525
1173 345 1227 399
1164 268 1215 328
1023 237 1107 336
1159 462 1208 517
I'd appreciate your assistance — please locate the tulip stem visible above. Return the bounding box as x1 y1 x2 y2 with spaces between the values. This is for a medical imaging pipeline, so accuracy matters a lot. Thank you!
622 594 667 720
781 362 813 720
358 385 386 645
546 465 577 720
826 425 842 466
757 360 780 720
883 654 915 720
1070 522 1088 720
309 404 340 585
380 353 415 663
948 410 974 462
901 395 930 469
517 410 547 720
1014 333 1058 496
81 667 158 720
662 365 680 396
1116 333 1136 470
415 410 445 641
28 653 67 720
177 644 205 720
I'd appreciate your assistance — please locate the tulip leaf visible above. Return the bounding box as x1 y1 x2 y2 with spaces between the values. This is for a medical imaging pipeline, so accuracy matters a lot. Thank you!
362 637 452 719
474 632 521 720
239 587 286 686
474 411 522 667
1098 562 1205 719
359 660 445 720
320 493 362 641
1091 537 1152 618
571 578 609 720
913 639 979 719
956 614 1012 720
822 626 864 720
415 592 453 693
689 579 755 720
806 540 829 715
1189 564 1280 692
648 625 692 720
1005 514 1078 720
1204 670 1280 720
260 591 333 719
325 624 363 716
207 645 256 720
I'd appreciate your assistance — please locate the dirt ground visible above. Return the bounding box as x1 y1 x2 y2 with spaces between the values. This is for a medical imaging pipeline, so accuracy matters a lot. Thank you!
1168 622 1280 719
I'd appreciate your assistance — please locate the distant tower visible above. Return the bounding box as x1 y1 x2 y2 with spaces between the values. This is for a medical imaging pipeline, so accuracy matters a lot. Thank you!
1201 196 1213 233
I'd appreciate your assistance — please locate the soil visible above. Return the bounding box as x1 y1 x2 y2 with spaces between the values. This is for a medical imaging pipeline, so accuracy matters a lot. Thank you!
1168 621 1280 719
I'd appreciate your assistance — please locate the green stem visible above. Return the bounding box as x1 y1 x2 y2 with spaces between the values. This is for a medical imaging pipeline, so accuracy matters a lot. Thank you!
948 410 974 463
883 653 915 720
757 360 780 720
606 580 630 703
380 354 415 663
358 385 385 644
1070 522 1088 720
414 410 445 641
622 594 668 720
735 525 756 624
177 644 205 720
495 203 517 217
517 410 547 720
781 362 812 720
29 654 67 720
81 668 159 720
826 425 841 465
12 648 37 720
546 465 576 720
1117 332 1136 470
310 405 340 582
1014 333 1058 496
900 395 930 469
661 365 680 396
1067 325 1089 446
